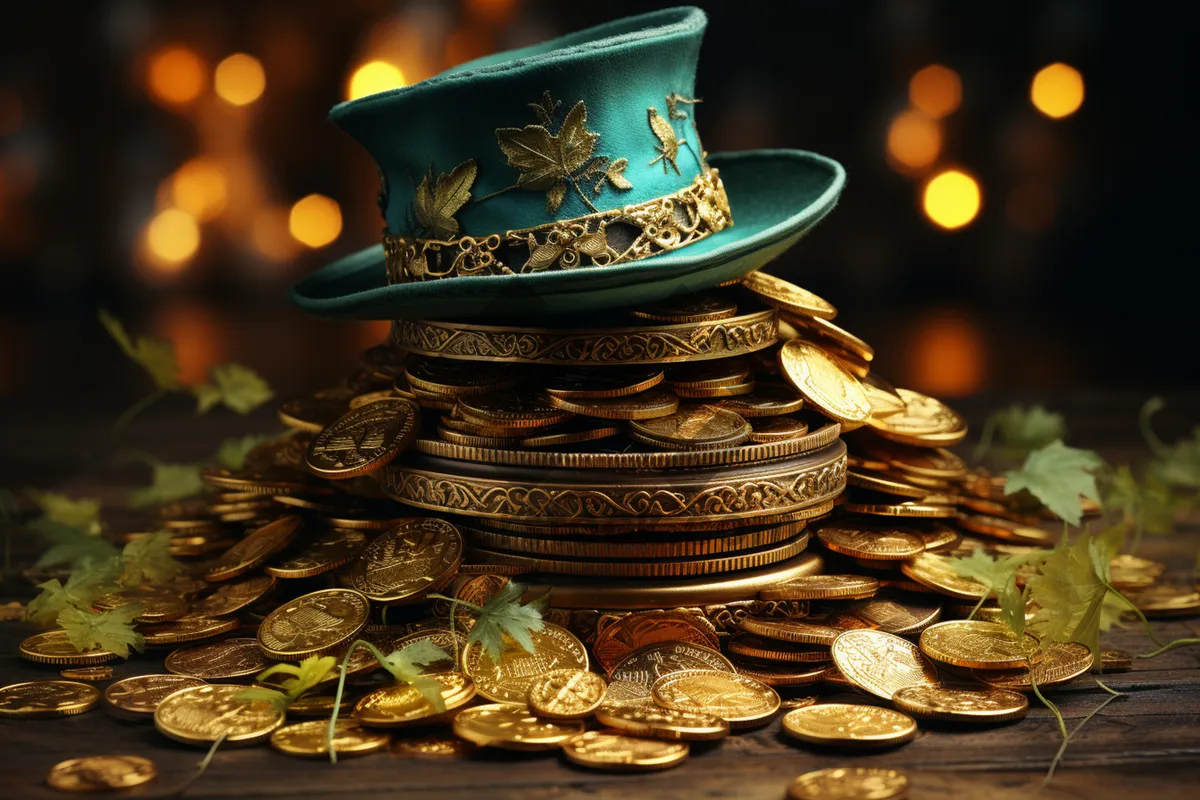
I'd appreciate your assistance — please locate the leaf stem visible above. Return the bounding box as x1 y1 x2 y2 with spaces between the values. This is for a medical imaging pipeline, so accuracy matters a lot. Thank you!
327 640 369 764
972 413 999 462
1102 580 1165 648
1135 637 1200 659
1043 679 1125 787
112 389 168 440
476 184 517 203
428 593 479 667
570 178 600 213
965 592 988 621
171 732 227 797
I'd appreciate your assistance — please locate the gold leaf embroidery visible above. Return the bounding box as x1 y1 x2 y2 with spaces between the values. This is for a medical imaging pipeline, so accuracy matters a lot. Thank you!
648 107 685 175
414 159 478 239
666 93 701 120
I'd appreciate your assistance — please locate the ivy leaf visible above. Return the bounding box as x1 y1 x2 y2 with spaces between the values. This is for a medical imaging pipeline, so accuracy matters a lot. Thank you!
1102 465 1182 536
26 490 102 533
233 686 289 713
57 604 144 658
350 639 451 712
120 531 183 586
557 101 598 175
25 562 120 627
1026 530 1126 662
1140 397 1200 488
128 463 204 508
29 519 120 571
527 91 559 126
497 123 566 190
194 363 274 415
256 655 338 704
466 581 545 662
950 549 1042 638
1003 440 1104 526
98 309 181 391
975 404 1067 460
216 434 278 470
413 160 477 239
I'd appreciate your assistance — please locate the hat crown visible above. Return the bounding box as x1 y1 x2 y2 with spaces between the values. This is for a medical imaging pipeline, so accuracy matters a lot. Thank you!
331 6 709 237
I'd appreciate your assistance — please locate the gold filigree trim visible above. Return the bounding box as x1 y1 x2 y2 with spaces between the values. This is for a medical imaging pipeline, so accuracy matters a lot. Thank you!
384 169 731 283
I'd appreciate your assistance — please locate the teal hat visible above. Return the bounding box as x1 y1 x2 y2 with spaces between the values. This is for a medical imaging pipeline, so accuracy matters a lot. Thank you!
290 6 845 321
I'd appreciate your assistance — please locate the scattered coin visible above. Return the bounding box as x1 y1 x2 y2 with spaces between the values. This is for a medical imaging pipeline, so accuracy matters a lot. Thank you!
787 766 910 800
270 720 391 758
203 514 303 581
347 518 463 603
354 672 476 727
265 528 368 579
192 575 277 617
900 553 988 600
851 594 943 635
759 575 880 601
651 669 780 728
738 617 842 646
155 684 285 747
45 755 157 792
562 730 690 772
592 611 721 674
1101 649 1134 673
140 616 239 647
526 668 608 720
391 735 479 759
893 684 1029 723
628 405 751 450
816 521 926 560
781 703 918 748
609 641 736 690
58 666 113 681
452 703 584 750
257 588 371 659
778 340 871 428
972 641 1094 691
164 638 267 680
0 680 100 718
919 620 1040 669
830 629 940 701
547 387 681 420
19 631 117 666
305 398 420 479
866 388 967 447
594 703 729 741
463 623 589 703
741 271 837 320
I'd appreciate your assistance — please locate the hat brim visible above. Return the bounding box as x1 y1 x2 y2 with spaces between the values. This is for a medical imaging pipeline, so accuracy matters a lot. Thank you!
289 149 845 320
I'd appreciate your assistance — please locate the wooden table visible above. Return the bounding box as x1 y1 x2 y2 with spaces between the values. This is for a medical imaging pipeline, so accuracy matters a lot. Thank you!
2 396 1199 799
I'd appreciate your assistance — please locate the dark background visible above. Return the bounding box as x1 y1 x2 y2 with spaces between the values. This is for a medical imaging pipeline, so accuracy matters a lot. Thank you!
1 0 1196 421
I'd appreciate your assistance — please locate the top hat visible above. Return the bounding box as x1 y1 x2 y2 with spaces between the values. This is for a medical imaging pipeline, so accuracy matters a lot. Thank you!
290 6 845 321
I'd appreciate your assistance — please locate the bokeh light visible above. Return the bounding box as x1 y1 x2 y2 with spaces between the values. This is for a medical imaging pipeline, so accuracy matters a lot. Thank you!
144 208 200 269
252 207 302 262
214 54 266 106
465 0 521 26
922 169 982 230
289 194 342 248
170 158 228 221
146 46 206 106
153 301 225 385
346 61 406 101
887 110 941 172
909 65 961 118
905 308 989 397
1031 63 1084 119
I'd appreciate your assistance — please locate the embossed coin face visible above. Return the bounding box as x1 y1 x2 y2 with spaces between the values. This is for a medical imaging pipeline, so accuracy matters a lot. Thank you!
270 720 391 758
710 383 806 418
594 703 729 741
866 388 967 447
919 620 1039 669
741 271 838 320
59 666 114 681
463 623 589 703
141 615 238 646
787 766 910 800
348 518 463 602
900 553 988 600
94 586 188 623
781 703 918 748
306 398 420 479
265 528 367 579
453 703 584 750
203 514 303 581
629 405 751 449
593 611 721 674
544 366 665 399
603 680 654 708
103 675 207 720
609 641 735 690
738 618 843 647
46 755 157 792
816 521 926 561
0 681 100 718
527 669 608 720
651 669 780 728
164 638 267 680
749 415 810 442
830 630 940 701
546 387 681 421
562 730 690 772
457 391 573 428
353 672 475 728
851 594 942 635
192 576 276 617
779 340 870 427
257 588 370 659
155 684 284 746
892 684 1028 722
972 641 1094 691
19 631 117 666
759 575 879 602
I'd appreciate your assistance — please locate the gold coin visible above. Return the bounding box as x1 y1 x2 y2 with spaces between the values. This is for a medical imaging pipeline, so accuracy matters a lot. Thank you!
0 680 100 718
732 662 829 687
546 387 680 421
667 358 752 390
305 398 420 479
709 383 806 417
562 730 689 772
830 629 939 701
203 514 303 581
45 755 156 792
1110 553 1166 578
864 385 908 421
544 366 665 399
846 500 956 519
58 666 113 681
850 594 943 635
353 672 476 727
779 340 870 427
350 388 398 408
526 668 607 720
846 470 929 499
673 379 756 399
892 684 1028 723
270 720 390 758
200 466 333 496
609 641 734 690
899 554 987 600
19 631 116 665
783 314 875 362
781 703 917 748
141 616 238 646
759 574 879 602
164 638 266 680
859 440 966 479
728 634 831 664
154 684 284 747
749 416 809 442
438 425 522 448
94 586 188 624
741 270 837 320
257 588 370 659
1130 584 1200 618
102 674 207 720
1101 649 1133 673
347 518 463 602
628 405 751 450
815 521 926 560
787 767 910 800
594 703 729 741
630 292 739 323
972 641 1094 691
456 391 573 428
404 358 520 396
592 610 721 674
603 680 654 708
738 618 842 646
651 669 780 728
866 388 967 447
192 577 275 618
958 514 1053 544
391 735 478 759
453 703 584 750
278 388 354 433
919 620 1039 668
520 421 622 448
463 623 588 703
266 528 367 579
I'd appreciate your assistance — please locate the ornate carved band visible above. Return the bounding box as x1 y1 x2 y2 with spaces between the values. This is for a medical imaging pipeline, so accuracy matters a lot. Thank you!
384 169 732 283
545 600 810 648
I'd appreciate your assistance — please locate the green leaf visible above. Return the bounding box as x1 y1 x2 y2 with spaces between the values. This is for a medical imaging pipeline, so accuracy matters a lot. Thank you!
465 581 545 662
1004 440 1104 526
120 531 183 586
257 655 338 704
215 434 277 470
98 309 181 391
1140 398 1200 489
346 639 451 713
976 404 1067 460
233 686 289 712
128 463 204 508
25 490 102 533
25 562 120 627
29 519 120 571
193 363 274 415
57 604 144 658
950 549 1041 638
1026 530 1125 662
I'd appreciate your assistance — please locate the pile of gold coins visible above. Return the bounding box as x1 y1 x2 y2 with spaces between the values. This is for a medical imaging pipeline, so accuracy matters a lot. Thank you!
7 269 1199 796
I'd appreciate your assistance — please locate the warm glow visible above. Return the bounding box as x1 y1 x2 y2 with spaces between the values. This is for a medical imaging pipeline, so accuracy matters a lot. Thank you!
446 28 493 67
144 208 200 268
887 110 941 171
153 302 226 385
905 309 989 397
922 169 981 230
289 194 342 248
252 207 301 261
214 53 266 106
1031 63 1084 119
346 61 406 101
1007 181 1057 232
465 0 521 25
147 47 206 105
909 65 961 118
170 158 228 221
